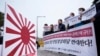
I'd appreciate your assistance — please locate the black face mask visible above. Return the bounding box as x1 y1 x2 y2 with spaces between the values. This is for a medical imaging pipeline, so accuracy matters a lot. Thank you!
59 23 62 25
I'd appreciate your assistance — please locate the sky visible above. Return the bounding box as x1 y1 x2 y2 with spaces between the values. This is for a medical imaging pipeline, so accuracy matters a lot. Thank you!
0 0 93 38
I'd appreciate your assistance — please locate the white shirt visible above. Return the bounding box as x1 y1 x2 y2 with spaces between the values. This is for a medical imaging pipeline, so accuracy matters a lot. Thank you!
43 26 50 32
54 25 58 32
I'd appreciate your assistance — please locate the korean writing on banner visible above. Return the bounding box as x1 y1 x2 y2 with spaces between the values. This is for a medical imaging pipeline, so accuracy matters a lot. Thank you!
82 5 96 21
67 16 80 26
43 23 97 56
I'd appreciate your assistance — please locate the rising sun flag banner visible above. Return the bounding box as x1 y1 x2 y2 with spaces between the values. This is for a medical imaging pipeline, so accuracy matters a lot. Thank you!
3 4 36 56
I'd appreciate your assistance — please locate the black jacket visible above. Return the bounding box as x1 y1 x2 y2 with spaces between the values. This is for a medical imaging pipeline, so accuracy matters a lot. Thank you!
58 23 66 31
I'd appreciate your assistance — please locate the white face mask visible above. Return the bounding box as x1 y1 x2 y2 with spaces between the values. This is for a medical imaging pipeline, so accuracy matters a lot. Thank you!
79 11 83 15
70 15 73 17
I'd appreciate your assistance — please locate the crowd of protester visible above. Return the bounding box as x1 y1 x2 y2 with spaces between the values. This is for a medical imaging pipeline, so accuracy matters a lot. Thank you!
43 2 100 37
43 7 90 36
43 19 66 36
43 2 100 56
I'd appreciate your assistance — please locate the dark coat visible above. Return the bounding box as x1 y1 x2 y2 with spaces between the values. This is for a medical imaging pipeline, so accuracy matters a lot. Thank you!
36 41 40 49
58 23 66 31
93 3 100 55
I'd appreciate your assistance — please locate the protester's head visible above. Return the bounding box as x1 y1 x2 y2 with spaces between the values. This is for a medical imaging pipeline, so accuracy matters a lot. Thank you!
92 0 98 5
78 7 85 14
44 23 48 26
50 24 54 32
70 12 75 17
50 24 54 29
58 19 63 24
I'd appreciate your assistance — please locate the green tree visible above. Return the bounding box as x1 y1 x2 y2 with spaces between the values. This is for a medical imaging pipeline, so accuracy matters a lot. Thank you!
0 12 4 27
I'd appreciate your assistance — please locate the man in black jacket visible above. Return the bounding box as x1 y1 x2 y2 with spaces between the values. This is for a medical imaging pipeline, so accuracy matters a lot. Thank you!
58 19 66 31
90 2 100 56
36 41 40 49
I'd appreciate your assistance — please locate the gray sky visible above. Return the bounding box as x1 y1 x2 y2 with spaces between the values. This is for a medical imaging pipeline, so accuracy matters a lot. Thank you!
0 0 93 38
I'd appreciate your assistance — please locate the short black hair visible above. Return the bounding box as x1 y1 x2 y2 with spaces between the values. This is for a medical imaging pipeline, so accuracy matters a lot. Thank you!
58 19 62 22
79 8 85 11
50 24 53 26
44 24 48 26
70 12 75 16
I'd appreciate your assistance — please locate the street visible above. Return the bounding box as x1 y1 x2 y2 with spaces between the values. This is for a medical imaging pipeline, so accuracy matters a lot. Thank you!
37 47 69 56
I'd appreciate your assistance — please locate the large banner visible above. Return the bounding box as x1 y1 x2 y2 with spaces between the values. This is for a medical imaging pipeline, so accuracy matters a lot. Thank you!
43 23 97 56
3 4 36 56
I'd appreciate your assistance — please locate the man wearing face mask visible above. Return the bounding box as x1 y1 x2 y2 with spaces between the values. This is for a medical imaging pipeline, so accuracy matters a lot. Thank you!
74 8 85 27
78 8 85 20
58 19 66 31
66 12 75 29
79 8 85 15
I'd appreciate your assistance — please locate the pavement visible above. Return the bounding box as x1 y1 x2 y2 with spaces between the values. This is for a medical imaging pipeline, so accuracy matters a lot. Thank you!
37 47 69 56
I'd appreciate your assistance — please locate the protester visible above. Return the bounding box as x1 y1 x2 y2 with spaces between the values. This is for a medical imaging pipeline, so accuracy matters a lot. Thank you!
42 2 100 56
67 12 75 29
65 12 75 21
70 12 75 17
78 7 85 20
36 41 40 49
82 3 100 55
78 7 85 14
90 8 100 56
48 24 54 34
92 0 99 5
73 7 86 27
43 24 50 36
58 19 66 31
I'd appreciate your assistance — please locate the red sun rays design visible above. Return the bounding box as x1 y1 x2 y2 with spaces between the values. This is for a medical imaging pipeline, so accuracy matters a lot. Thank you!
5 5 36 56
